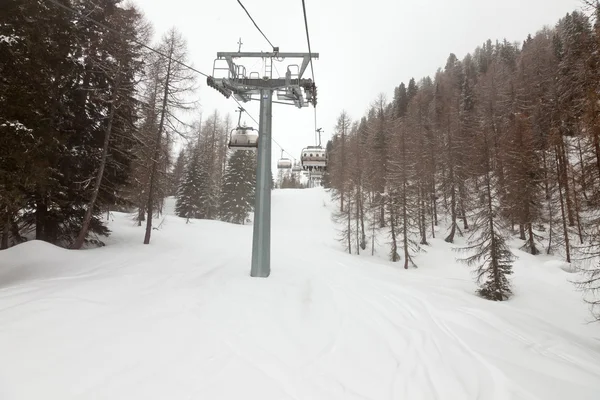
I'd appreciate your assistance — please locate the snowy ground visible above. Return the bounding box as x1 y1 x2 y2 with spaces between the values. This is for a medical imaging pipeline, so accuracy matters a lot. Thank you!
1 188 600 399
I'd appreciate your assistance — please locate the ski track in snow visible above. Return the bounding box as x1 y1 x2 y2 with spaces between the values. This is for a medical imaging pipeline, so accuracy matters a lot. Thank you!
1 188 600 399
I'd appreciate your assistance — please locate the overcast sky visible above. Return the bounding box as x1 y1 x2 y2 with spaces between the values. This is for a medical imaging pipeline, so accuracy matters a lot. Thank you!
131 0 584 169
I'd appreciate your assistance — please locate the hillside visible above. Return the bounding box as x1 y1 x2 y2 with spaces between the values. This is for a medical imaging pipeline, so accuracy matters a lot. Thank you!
1 188 599 399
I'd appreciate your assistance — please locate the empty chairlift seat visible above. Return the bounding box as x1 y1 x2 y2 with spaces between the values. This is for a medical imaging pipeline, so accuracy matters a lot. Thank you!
228 127 258 150
277 158 292 169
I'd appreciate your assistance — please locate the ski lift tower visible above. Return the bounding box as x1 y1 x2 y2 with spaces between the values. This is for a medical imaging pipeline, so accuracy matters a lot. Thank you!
207 49 318 278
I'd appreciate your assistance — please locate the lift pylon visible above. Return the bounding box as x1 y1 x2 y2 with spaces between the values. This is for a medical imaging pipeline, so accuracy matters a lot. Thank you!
208 49 318 278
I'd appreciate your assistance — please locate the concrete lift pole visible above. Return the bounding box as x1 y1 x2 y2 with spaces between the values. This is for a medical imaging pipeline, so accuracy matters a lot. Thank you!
207 50 318 278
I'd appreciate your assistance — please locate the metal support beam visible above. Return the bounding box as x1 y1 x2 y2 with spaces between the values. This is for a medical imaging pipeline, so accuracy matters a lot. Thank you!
226 78 313 90
250 89 273 278
218 52 318 80
218 52 319 59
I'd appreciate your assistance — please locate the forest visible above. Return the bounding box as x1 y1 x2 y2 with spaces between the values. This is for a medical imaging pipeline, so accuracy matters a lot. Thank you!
2 0 600 313
324 6 600 308
0 0 259 249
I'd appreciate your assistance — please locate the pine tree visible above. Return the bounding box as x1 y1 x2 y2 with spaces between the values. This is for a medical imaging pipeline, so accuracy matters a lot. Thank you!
191 144 213 219
175 145 202 221
458 123 514 301
219 150 256 224
169 149 186 197
1 0 147 247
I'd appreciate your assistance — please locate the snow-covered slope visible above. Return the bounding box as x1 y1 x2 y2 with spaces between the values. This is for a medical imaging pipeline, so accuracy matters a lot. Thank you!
1 188 600 400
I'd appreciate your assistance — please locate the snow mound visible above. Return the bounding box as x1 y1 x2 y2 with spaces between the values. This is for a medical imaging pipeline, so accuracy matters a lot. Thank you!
544 259 578 273
1 188 600 400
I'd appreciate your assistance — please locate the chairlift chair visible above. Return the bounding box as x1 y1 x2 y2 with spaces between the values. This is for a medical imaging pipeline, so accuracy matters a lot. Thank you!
277 158 292 169
300 145 327 171
228 106 258 150
228 126 258 150
277 149 292 169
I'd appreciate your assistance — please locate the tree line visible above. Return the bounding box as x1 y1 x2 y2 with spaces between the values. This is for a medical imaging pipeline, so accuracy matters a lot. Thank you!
173 111 257 226
0 0 256 249
325 6 600 311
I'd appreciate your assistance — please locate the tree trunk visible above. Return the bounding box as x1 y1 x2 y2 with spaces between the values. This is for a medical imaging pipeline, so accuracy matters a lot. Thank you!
72 73 120 249
430 196 436 239
492 121 505 193
519 224 526 240
379 194 386 228
1 210 9 250
430 139 438 227
417 191 424 240
593 124 600 188
556 148 571 263
359 186 366 250
576 137 588 200
543 151 550 200
570 170 584 245
445 180 457 243
346 202 352 255
557 138 575 226
420 185 428 245
371 221 375 256
459 183 469 230
138 206 144 226
445 117 457 243
485 163 499 290
402 187 410 269
527 223 539 255
547 194 553 255
389 195 399 262
340 122 346 212
355 186 360 255
144 56 172 245
35 196 47 242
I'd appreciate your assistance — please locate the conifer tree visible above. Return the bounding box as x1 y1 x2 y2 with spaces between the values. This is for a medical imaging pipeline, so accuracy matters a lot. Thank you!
219 150 256 224
319 7 600 312
194 145 214 219
458 122 514 301
439 54 467 243
332 196 355 255
329 112 351 211
387 116 421 268
175 145 202 221
1 0 147 246
368 95 390 228
169 149 187 197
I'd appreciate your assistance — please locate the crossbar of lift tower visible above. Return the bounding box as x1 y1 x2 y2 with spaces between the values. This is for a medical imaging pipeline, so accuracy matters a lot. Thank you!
217 52 319 58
